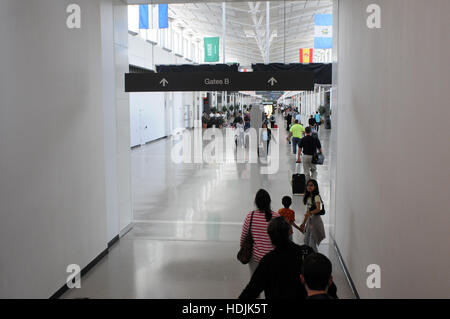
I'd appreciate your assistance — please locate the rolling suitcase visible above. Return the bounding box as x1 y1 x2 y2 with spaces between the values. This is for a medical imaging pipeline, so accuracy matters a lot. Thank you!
291 163 306 195
292 173 306 195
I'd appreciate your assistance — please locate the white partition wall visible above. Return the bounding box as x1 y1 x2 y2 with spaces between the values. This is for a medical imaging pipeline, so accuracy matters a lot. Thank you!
332 0 450 298
0 0 131 298
128 33 199 145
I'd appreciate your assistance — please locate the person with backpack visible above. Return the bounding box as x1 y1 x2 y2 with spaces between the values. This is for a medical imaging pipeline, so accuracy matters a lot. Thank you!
288 120 305 156
270 113 276 128
299 179 326 252
315 111 321 132
239 189 279 275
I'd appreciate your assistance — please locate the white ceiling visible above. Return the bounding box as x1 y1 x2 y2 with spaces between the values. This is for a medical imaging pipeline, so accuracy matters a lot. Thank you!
125 1 333 65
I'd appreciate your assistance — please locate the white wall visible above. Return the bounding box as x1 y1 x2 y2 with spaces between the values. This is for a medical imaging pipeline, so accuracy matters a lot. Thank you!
0 0 131 298
130 92 166 146
333 0 450 298
113 2 133 234
128 34 197 147
101 0 120 243
0 0 107 298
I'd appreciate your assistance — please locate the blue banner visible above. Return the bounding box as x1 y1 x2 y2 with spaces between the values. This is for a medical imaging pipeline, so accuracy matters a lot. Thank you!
314 14 332 26
314 14 332 49
158 4 168 29
139 5 149 29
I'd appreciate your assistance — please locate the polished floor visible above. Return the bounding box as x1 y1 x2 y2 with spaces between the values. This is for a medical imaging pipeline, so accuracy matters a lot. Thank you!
62 114 355 299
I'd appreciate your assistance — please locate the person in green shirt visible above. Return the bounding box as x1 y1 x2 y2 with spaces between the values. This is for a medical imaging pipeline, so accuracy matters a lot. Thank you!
288 120 305 155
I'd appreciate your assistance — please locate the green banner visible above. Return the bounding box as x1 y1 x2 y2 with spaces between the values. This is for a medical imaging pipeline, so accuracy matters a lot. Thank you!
204 37 219 62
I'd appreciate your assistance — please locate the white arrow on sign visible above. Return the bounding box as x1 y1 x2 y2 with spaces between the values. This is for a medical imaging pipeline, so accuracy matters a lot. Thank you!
267 77 278 86
160 78 169 87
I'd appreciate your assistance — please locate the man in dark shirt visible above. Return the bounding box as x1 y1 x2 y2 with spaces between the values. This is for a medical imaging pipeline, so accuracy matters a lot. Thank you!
308 115 316 129
301 253 335 299
285 112 292 132
233 111 243 127
297 126 322 182
239 217 337 299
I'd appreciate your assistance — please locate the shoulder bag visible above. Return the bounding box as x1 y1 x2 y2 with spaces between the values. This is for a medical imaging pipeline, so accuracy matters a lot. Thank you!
237 211 255 264
310 195 326 216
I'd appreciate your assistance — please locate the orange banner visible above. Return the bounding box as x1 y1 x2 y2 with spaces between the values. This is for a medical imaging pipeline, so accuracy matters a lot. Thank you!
300 48 313 63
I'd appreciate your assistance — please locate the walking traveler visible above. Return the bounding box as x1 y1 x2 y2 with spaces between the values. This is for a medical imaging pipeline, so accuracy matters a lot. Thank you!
270 114 276 128
239 189 279 275
315 111 321 132
308 115 316 129
239 217 338 299
202 112 209 129
277 196 302 240
299 180 326 252
285 111 292 133
236 118 245 148
288 120 305 155
261 123 271 156
296 127 322 181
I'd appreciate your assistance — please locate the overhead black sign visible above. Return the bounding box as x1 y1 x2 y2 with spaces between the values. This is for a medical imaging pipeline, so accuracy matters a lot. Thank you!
125 71 314 92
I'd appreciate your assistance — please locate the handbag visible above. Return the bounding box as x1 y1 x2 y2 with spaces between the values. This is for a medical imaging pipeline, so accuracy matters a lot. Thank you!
237 211 255 264
312 152 324 165
310 195 326 216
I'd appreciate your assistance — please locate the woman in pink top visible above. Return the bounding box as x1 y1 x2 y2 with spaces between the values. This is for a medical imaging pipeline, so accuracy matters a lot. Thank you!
240 189 280 274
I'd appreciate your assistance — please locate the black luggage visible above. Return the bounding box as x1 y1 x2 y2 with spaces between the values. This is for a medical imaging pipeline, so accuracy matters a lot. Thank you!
325 119 331 129
292 173 306 195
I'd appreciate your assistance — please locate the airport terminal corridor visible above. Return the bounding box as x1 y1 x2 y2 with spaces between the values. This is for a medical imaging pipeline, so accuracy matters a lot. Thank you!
1 0 449 301
62 115 354 299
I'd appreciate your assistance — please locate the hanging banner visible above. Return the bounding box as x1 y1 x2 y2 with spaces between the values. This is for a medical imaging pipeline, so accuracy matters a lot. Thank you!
140 4 169 29
314 14 333 49
158 4 169 29
300 48 314 63
139 5 149 29
204 37 220 62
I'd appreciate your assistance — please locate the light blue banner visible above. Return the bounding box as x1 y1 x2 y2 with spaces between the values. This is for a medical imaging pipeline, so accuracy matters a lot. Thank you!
315 14 332 26
314 38 333 49
139 5 149 29
314 14 332 49
158 4 168 29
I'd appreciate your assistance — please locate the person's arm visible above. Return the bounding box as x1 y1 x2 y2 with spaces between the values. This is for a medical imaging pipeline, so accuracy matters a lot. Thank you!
299 212 309 233
315 138 323 154
292 221 302 231
309 197 322 215
240 215 250 247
